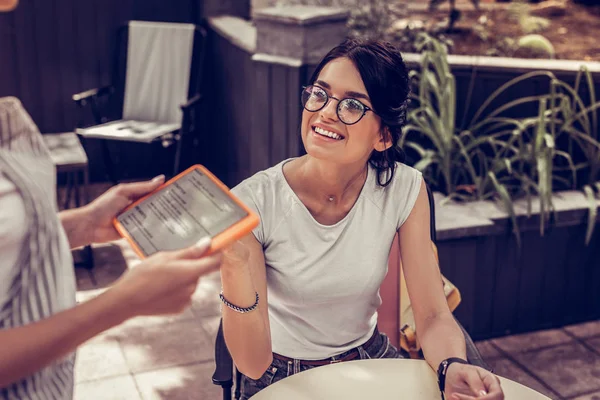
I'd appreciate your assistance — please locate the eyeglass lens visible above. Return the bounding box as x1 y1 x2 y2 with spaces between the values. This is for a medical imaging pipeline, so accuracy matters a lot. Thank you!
301 85 367 125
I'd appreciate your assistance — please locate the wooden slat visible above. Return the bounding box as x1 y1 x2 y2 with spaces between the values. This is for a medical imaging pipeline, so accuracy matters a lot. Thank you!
286 66 303 157
514 232 546 332
0 12 19 97
232 49 254 183
584 229 600 319
441 238 478 334
72 0 101 96
54 0 81 131
269 65 288 165
250 61 271 177
31 0 62 131
539 227 570 328
471 235 497 339
11 0 42 127
490 233 520 336
562 226 589 325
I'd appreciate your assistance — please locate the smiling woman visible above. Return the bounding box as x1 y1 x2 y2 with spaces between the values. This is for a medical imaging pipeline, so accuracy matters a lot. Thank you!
220 37 505 400
0 0 18 12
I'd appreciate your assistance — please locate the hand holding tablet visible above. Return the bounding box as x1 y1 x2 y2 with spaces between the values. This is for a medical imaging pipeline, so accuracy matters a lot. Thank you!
113 165 259 258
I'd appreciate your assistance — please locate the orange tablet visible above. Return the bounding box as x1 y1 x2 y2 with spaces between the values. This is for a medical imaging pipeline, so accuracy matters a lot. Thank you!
113 165 259 258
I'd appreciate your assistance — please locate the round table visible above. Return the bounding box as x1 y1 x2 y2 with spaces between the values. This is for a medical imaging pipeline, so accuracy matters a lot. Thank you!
252 359 551 400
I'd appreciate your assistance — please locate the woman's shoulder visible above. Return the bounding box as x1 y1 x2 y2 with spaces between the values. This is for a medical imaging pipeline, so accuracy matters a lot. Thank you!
232 159 288 194
230 158 293 211
230 159 294 244
370 162 422 191
367 162 423 216
394 162 422 176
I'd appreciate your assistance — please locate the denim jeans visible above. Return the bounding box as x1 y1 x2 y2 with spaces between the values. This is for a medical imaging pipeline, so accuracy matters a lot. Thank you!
239 331 407 399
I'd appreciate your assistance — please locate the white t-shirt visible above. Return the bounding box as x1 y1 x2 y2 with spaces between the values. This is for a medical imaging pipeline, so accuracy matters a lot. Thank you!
231 159 422 359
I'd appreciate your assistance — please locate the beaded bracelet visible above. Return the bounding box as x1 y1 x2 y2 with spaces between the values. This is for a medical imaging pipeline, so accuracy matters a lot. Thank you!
219 291 259 313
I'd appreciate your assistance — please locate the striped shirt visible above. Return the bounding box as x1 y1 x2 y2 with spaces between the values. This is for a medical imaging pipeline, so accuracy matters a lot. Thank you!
0 97 76 399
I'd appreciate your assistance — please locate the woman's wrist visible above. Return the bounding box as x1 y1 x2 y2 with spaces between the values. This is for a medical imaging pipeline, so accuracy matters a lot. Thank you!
437 357 469 395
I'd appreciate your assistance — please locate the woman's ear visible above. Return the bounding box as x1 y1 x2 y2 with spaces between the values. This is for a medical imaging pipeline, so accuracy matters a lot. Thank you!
375 126 393 152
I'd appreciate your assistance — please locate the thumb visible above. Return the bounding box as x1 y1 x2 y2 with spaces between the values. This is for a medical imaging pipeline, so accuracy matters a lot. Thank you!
172 237 213 259
119 175 165 200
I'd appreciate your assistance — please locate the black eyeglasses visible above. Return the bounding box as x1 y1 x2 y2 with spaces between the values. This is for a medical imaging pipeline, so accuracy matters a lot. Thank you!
301 85 374 125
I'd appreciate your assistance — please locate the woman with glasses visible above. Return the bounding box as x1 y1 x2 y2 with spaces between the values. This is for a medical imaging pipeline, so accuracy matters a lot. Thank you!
220 38 504 400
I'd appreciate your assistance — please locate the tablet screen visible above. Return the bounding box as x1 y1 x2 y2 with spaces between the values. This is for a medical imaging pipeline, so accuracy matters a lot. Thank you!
116 168 249 256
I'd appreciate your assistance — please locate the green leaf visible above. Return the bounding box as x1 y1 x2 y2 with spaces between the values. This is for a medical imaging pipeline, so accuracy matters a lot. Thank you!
582 66 598 139
404 142 430 157
488 171 521 247
414 156 438 172
504 158 512 174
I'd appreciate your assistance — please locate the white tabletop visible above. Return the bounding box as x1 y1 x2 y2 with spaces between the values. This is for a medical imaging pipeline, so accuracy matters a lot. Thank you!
252 359 551 400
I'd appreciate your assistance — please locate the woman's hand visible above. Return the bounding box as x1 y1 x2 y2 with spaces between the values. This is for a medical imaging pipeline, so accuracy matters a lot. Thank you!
110 237 222 318
85 175 165 244
444 364 504 400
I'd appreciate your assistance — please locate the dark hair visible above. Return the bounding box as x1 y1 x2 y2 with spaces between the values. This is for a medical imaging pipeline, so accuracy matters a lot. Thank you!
308 38 410 187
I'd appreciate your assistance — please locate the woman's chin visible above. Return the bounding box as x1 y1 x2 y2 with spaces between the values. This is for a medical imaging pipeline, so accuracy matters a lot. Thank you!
304 144 335 160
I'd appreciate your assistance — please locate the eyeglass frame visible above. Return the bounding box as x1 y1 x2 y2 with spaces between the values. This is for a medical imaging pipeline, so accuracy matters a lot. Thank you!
300 85 375 126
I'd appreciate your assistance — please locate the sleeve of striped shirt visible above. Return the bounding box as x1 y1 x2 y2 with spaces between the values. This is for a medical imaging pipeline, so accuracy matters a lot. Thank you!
0 172 28 312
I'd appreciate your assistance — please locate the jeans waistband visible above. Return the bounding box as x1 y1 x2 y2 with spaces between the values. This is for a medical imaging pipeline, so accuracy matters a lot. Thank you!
272 326 379 367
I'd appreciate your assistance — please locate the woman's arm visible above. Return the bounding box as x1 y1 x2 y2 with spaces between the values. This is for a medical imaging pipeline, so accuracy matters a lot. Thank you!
397 180 466 371
220 234 273 379
0 284 129 387
398 181 503 399
60 176 166 250
0 240 222 388
59 206 93 249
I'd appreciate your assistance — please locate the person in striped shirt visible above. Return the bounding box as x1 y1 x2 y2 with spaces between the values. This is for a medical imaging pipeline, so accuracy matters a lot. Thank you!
0 4 223 397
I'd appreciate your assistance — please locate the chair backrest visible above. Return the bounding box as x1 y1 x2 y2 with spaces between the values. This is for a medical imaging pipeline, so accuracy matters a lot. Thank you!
108 21 206 124
122 21 195 124
425 183 437 243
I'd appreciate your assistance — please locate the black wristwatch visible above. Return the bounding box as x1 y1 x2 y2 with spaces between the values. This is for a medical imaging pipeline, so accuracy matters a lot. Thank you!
437 357 469 399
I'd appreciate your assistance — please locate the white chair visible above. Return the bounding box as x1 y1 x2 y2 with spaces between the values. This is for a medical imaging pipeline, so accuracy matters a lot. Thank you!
74 21 206 181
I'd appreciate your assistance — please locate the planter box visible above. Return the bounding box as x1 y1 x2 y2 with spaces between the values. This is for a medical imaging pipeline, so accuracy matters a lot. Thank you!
400 52 600 136
379 190 600 344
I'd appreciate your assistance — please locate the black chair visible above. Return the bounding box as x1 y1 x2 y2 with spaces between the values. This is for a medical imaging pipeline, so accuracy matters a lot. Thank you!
73 20 207 182
212 183 490 400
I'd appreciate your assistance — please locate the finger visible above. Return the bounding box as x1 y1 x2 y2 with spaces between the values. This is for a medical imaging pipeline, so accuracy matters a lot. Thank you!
176 253 223 277
116 175 165 200
480 371 503 396
171 237 213 259
184 282 199 298
452 394 478 400
463 369 488 397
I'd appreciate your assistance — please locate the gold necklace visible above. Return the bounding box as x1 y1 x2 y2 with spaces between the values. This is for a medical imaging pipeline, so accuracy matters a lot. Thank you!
326 167 367 203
